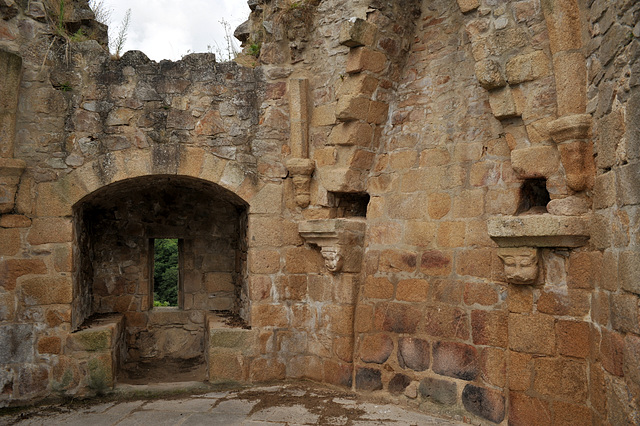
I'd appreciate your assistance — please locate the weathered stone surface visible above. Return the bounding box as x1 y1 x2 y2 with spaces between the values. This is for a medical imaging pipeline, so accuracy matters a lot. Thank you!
0 325 34 364
339 18 377 48
532 358 588 403
397 337 430 372
374 302 420 334
355 367 382 391
388 373 411 395
488 214 590 248
20 276 72 305
505 51 550 85
462 385 505 424
488 86 519 119
547 196 590 216
0 259 47 291
508 313 556 355
474 59 506 90
432 341 478 381
346 47 386 74
456 0 479 13
509 392 552 426
359 333 393 364
510 145 560 178
418 377 457 405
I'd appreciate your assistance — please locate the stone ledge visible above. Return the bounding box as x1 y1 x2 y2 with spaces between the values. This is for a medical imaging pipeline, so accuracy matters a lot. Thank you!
488 214 590 247
0 158 26 176
299 218 366 273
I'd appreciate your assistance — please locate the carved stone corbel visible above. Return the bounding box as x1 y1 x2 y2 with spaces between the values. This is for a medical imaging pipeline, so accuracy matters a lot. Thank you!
298 218 366 273
547 114 594 191
286 158 315 208
497 247 541 285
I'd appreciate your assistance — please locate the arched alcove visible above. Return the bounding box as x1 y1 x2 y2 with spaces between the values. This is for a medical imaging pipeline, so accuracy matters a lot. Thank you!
72 175 249 382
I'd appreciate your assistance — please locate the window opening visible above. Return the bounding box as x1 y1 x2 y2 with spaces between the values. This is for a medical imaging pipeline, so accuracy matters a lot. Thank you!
517 179 550 215
153 238 179 307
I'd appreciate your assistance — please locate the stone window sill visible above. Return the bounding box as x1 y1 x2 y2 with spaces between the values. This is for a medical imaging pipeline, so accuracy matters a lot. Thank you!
487 214 590 248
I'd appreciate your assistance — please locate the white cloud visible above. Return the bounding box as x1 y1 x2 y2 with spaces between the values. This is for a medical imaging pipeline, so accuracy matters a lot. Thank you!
103 0 250 61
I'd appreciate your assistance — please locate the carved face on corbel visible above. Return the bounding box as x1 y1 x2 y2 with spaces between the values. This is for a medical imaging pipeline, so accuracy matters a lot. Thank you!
321 247 343 273
497 247 540 285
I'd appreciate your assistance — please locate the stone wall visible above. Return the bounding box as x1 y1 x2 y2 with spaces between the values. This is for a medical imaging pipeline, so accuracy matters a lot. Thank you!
588 0 640 424
0 0 638 423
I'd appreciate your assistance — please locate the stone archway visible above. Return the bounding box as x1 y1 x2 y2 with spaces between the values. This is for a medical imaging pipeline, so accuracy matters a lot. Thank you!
71 173 249 383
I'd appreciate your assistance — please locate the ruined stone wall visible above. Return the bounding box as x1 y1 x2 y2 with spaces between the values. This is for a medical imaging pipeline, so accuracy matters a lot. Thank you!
588 0 640 424
0 0 638 423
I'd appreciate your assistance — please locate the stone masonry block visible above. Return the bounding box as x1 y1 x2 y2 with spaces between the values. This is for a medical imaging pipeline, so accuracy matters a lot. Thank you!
398 337 430 371
510 145 560 178
556 320 590 358
488 86 519 119
553 51 587 116
0 228 20 256
508 313 556 355
619 250 640 295
505 51 550 85
0 259 47 291
374 302 420 334
208 348 246 382
328 121 373 146
617 162 640 206
541 0 582 54
66 327 113 352
346 47 387 74
20 276 72 305
27 217 73 245
359 333 393 364
335 95 371 122
472 310 508 348
367 100 388 124
593 172 616 209
532 358 587 403
462 385 505 424
337 74 379 97
474 59 506 90
249 357 286 382
432 341 478 381
355 367 382 391
508 392 552 426
0 324 34 364
339 18 377 48
456 0 479 13
419 376 457 405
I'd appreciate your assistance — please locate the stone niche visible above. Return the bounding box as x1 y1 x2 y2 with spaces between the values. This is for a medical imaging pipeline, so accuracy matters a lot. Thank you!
72 175 248 377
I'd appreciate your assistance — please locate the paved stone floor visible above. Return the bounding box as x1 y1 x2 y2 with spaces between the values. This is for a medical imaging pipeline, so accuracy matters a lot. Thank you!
1 382 465 425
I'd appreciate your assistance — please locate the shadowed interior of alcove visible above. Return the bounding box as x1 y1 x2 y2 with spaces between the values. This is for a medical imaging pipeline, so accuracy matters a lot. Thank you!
71 175 249 383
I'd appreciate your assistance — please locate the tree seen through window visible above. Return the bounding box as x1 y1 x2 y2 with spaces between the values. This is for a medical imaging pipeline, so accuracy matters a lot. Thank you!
154 239 179 306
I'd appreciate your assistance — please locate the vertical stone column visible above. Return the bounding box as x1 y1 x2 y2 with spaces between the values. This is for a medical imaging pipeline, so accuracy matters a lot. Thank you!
0 50 25 214
542 0 595 192
286 77 315 208
0 50 22 159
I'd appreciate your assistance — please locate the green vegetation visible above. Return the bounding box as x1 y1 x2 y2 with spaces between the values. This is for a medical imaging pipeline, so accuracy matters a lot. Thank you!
154 239 179 307
248 43 261 58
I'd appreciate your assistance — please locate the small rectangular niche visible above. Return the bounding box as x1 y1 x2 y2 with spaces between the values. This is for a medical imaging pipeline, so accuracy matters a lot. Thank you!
329 192 370 217
152 238 181 308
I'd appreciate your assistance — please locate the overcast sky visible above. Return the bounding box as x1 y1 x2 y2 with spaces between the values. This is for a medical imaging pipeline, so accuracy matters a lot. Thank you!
102 0 251 61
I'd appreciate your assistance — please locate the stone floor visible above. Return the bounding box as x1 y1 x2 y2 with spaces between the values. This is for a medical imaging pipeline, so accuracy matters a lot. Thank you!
1 382 465 425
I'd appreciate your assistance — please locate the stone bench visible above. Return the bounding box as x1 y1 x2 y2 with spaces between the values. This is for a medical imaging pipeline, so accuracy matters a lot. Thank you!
65 314 125 391
205 312 257 383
